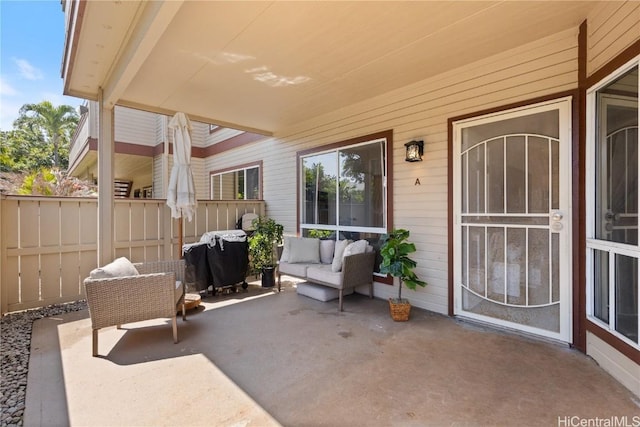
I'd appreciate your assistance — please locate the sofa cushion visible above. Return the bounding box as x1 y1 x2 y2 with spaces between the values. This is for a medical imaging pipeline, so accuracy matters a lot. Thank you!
307 264 343 287
288 237 321 264
89 257 139 279
278 261 310 278
319 239 335 264
296 282 353 302
343 240 369 258
331 239 352 272
280 237 292 262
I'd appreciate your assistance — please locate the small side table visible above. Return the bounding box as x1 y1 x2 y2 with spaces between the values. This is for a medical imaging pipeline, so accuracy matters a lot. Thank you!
183 293 201 311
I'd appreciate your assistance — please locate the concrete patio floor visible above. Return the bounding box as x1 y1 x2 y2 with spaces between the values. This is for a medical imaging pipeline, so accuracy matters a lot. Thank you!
25 279 639 426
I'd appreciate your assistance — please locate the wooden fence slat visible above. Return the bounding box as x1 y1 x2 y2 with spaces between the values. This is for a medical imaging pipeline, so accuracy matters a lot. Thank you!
39 200 61 247
1 197 265 313
61 201 80 246
114 202 130 243
5 257 20 310
80 201 97 244
145 202 159 240
130 203 145 241
40 253 61 300
130 247 145 262
61 252 82 298
20 254 40 305
79 250 97 283
20 200 40 248
115 248 130 260
4 199 19 248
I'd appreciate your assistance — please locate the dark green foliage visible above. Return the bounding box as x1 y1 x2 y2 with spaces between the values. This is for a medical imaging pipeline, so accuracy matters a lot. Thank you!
1 101 78 172
380 228 428 301
248 216 284 269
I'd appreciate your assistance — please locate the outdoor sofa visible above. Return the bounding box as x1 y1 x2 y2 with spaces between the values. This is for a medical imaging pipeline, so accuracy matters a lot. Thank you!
277 237 376 311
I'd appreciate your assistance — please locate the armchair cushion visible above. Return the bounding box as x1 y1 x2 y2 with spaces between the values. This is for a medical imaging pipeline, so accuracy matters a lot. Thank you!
331 239 352 272
307 264 341 287
175 280 184 303
278 261 309 278
89 257 139 279
342 240 369 258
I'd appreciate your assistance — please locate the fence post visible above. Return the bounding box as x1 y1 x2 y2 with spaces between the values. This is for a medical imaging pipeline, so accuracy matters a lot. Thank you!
162 202 174 260
0 194 5 314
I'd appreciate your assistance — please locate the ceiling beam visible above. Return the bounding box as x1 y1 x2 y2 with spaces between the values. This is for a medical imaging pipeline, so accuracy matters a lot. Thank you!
101 1 184 109
116 99 274 137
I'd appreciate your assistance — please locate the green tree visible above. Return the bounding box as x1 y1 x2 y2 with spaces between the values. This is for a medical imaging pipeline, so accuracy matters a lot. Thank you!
0 133 14 172
13 101 78 169
0 127 50 172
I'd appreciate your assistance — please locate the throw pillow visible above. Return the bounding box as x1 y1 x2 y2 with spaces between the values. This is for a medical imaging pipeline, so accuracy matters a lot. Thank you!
89 257 139 279
288 238 321 264
279 237 291 262
331 239 352 272
342 239 369 259
319 239 336 264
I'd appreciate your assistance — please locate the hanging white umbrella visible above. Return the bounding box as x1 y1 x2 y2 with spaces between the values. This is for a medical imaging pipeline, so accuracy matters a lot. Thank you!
167 112 197 252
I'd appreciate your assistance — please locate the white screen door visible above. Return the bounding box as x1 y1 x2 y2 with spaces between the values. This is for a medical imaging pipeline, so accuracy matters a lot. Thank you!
453 98 572 342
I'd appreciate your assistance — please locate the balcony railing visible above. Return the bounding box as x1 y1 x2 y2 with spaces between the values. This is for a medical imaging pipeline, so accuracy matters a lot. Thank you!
0 195 264 314
68 108 90 170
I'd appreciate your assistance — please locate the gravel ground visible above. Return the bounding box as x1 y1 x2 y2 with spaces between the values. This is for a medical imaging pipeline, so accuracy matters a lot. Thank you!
1 301 87 427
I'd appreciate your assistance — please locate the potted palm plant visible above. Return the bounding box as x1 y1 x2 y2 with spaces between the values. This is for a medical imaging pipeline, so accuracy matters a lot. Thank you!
248 216 284 287
379 228 428 321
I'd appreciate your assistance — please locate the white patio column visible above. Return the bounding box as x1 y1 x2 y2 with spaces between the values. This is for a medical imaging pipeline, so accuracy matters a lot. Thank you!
97 88 115 266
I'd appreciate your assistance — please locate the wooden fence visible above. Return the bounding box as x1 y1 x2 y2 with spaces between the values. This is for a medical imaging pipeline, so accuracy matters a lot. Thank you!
0 195 264 314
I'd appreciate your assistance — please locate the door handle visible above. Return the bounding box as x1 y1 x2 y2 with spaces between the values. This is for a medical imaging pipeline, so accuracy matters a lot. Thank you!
604 211 620 222
551 211 563 222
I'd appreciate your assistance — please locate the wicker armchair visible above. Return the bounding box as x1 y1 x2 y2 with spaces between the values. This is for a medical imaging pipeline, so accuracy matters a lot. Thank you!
84 259 187 357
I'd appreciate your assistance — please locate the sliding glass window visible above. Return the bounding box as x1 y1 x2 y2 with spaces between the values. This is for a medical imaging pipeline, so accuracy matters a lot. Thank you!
587 59 639 349
210 165 260 200
300 137 386 243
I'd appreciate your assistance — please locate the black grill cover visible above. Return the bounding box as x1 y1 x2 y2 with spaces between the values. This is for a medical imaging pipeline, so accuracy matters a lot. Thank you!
206 239 249 287
183 242 212 292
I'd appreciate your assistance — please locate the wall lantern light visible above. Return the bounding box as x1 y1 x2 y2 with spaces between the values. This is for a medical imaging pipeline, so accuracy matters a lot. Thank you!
405 140 424 162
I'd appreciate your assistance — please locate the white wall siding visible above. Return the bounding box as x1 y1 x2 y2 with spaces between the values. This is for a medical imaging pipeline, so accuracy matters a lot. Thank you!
153 154 165 198
206 128 245 145
155 114 167 145
191 157 208 201
68 114 90 167
114 106 157 145
587 332 640 397
190 121 208 148
587 1 640 76
88 101 98 138
205 28 580 315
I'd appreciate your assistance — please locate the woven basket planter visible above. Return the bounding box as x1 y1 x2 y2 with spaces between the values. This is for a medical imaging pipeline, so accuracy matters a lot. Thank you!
389 299 411 322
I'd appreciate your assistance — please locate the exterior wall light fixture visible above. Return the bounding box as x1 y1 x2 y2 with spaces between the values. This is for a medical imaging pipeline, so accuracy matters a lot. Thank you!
405 140 424 162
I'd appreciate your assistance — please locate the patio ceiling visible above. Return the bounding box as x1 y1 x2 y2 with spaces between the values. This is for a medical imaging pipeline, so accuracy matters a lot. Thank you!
63 1 597 136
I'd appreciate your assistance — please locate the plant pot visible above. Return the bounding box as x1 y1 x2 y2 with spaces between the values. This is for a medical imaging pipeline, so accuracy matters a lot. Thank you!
261 266 276 288
389 298 411 321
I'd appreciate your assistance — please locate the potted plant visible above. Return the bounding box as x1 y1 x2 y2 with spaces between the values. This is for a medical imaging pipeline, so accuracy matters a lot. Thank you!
248 216 284 287
379 228 428 321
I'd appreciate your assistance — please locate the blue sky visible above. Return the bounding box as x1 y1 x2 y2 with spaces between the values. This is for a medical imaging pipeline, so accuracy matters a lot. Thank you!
0 0 82 131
